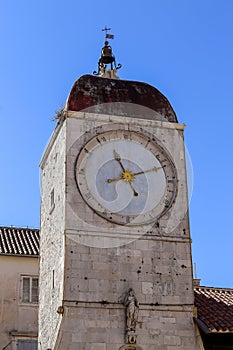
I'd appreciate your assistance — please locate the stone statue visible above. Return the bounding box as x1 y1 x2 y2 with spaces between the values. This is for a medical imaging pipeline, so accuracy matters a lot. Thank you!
124 288 139 332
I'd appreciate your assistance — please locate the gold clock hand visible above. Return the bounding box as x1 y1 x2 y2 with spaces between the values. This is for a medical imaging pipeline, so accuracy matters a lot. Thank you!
107 176 123 183
113 150 138 197
129 182 138 197
113 150 126 172
132 166 164 177
107 170 134 183
107 166 163 183
128 166 164 196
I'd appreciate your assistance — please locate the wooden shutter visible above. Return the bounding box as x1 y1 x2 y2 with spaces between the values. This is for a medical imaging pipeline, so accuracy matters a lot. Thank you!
22 277 30 302
31 278 39 303
17 340 38 350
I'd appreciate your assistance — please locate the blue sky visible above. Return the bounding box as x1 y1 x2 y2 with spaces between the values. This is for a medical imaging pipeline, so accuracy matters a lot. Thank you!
0 0 233 288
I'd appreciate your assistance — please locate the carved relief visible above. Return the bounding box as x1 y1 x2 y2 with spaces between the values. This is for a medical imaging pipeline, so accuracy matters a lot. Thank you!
124 288 139 344
119 345 143 350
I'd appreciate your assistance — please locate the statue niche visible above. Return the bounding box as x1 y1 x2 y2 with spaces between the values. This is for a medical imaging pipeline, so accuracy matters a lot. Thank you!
124 288 139 344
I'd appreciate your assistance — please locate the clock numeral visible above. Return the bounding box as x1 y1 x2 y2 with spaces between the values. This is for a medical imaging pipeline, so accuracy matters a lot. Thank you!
145 139 151 148
84 193 92 200
126 216 130 224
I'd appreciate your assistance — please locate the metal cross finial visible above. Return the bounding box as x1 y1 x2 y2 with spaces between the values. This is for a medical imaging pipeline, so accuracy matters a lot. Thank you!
102 25 111 34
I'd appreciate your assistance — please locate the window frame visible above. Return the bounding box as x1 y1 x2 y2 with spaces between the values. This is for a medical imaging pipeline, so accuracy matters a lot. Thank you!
20 275 39 304
50 188 55 214
16 339 38 350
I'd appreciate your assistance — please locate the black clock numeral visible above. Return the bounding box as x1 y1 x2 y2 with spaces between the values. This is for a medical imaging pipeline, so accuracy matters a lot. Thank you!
125 216 130 224
85 193 92 200
145 139 151 148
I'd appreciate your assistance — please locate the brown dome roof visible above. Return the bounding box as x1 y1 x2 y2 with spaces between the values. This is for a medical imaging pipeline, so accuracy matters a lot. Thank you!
66 74 178 123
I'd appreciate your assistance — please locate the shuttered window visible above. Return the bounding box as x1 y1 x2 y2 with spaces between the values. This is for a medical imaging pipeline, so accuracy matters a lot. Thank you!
21 276 39 303
17 340 38 350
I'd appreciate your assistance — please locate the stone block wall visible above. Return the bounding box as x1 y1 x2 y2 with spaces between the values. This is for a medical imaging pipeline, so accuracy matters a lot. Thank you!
39 111 198 349
39 122 67 349
56 304 196 349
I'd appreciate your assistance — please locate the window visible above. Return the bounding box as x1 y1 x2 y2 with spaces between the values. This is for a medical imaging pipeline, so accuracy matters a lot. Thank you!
17 340 38 350
21 276 39 303
52 269 55 289
50 188 54 207
50 188 55 213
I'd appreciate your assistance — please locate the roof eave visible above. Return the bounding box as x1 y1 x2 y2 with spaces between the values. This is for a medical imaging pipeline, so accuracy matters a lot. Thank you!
0 253 39 258
194 317 233 335
194 317 211 334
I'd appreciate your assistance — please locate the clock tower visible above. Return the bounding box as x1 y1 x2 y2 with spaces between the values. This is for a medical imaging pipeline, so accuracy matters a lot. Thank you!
39 32 198 349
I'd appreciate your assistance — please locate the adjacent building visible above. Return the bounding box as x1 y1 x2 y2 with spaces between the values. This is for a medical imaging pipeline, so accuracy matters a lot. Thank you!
0 227 39 350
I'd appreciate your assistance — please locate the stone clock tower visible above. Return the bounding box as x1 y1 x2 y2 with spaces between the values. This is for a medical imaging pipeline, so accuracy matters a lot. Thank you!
39 34 198 350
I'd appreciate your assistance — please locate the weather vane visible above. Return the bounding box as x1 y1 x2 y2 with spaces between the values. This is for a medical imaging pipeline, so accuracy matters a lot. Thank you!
93 26 121 79
102 25 114 39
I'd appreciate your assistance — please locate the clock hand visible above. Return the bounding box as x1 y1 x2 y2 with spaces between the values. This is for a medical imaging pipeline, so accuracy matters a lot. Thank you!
107 166 163 182
107 172 139 196
128 181 138 197
107 176 122 183
132 166 164 177
113 150 126 172
129 166 163 196
113 150 138 197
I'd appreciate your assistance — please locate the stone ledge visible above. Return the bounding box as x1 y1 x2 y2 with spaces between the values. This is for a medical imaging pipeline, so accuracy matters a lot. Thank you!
63 300 194 312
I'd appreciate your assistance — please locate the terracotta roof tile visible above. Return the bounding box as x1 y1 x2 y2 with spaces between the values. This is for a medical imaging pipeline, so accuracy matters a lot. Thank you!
0 226 39 256
194 286 233 333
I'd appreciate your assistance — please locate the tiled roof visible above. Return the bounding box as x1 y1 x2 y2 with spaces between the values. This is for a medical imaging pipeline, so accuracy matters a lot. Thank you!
0 226 39 256
194 286 233 333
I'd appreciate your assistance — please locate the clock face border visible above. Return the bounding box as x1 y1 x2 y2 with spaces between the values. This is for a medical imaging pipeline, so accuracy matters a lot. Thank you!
74 125 178 226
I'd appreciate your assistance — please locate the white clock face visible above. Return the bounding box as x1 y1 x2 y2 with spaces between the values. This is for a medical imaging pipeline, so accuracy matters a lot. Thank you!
75 130 177 225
